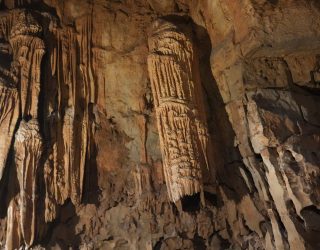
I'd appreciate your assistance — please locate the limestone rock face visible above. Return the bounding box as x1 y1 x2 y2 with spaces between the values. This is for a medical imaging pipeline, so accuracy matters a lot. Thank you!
0 1 319 250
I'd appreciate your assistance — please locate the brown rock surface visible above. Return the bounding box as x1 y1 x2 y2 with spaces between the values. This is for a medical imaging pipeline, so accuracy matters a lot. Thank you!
0 0 319 249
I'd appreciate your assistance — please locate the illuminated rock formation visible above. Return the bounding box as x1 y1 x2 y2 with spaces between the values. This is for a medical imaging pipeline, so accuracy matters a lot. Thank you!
0 1 319 249
9 119 43 247
147 20 209 202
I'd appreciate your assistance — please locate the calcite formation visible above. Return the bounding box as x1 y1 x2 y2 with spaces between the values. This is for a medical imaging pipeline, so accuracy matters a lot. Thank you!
0 77 19 180
9 119 43 247
0 0 319 249
147 20 209 203
0 9 45 248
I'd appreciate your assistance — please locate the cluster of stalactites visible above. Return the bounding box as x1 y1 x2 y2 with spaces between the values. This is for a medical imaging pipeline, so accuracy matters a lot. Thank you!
10 10 44 119
43 15 96 222
0 9 44 182
0 8 45 249
0 9 44 119
0 12 94 209
147 19 209 203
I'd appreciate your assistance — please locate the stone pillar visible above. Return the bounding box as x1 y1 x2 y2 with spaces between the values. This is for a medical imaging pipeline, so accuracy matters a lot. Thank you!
147 20 209 203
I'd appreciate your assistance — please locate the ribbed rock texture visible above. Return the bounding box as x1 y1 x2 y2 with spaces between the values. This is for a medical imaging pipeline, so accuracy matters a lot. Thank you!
147 20 209 203
0 0 319 249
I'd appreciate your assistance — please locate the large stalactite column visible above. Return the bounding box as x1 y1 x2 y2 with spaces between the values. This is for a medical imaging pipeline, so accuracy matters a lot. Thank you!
147 20 209 203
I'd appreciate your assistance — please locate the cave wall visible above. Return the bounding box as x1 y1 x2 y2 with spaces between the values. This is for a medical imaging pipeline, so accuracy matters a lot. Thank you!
0 0 319 249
